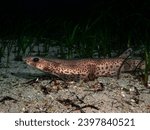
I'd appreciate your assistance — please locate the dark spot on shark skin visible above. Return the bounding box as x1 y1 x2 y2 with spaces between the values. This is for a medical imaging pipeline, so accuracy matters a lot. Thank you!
102 71 105 74
64 70 70 74
97 67 100 71
43 66 50 72
95 71 101 76
116 65 120 68
105 66 108 69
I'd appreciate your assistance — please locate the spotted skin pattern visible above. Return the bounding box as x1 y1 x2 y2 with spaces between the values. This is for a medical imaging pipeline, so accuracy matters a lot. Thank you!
23 48 145 81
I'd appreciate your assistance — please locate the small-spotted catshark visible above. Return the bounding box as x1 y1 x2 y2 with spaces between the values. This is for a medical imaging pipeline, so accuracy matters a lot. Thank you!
24 48 145 81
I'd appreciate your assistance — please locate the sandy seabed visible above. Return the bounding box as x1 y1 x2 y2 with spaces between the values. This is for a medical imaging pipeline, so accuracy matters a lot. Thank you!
0 53 150 113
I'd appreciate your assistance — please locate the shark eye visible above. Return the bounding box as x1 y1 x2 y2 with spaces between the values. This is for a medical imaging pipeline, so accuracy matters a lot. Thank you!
32 57 39 62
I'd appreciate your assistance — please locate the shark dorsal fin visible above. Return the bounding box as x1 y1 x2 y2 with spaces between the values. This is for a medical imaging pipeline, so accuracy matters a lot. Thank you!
117 48 133 79
119 48 133 58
